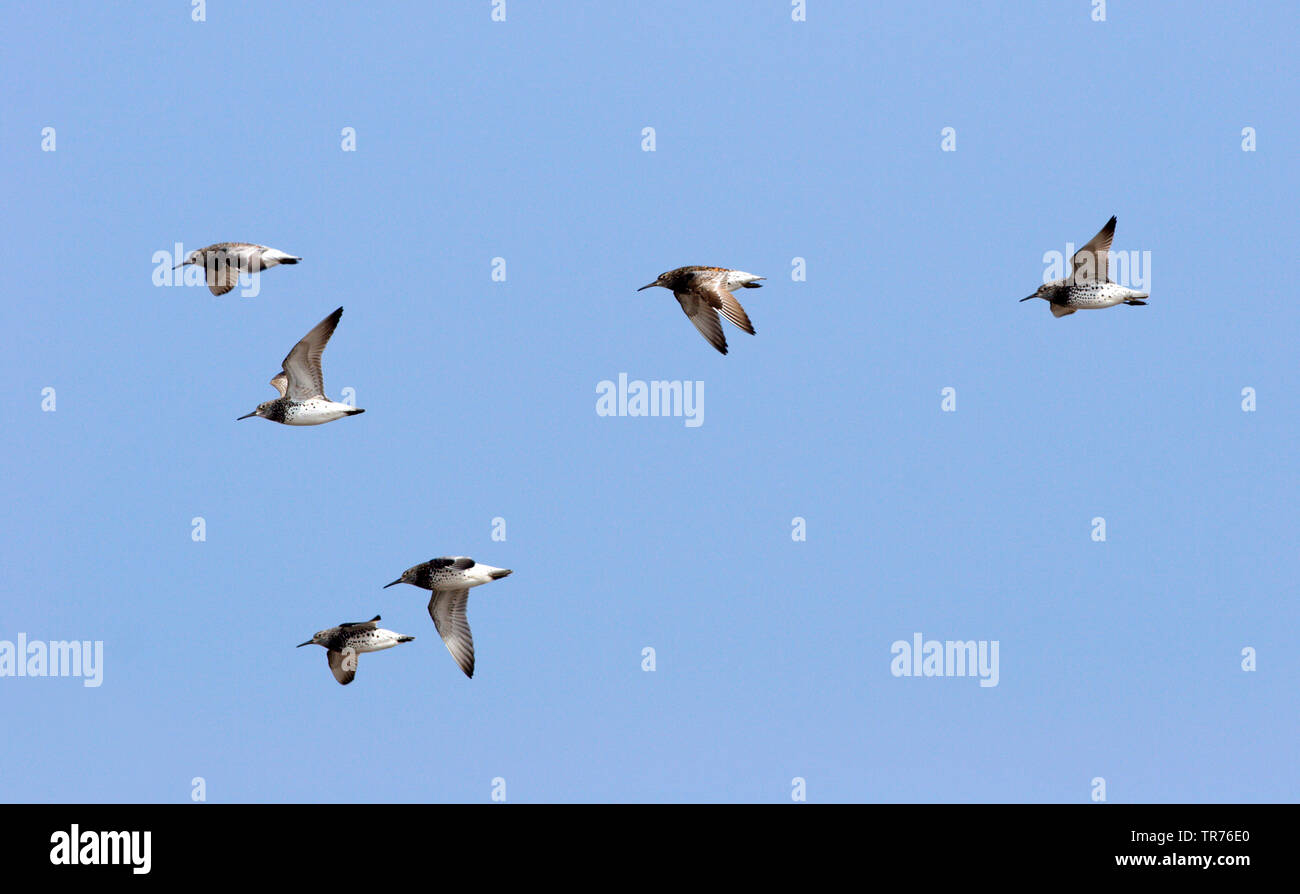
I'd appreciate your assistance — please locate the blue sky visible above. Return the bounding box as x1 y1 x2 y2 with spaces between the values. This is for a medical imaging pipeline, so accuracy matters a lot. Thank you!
1 1 1296 803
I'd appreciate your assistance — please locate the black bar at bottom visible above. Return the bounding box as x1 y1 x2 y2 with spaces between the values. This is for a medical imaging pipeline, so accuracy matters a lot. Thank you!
3 803 1282 879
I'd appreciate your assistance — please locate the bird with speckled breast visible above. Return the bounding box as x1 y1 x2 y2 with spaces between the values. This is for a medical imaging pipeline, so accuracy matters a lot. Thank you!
638 266 761 354
1020 216 1148 317
297 615 414 685
238 306 365 425
383 557 513 678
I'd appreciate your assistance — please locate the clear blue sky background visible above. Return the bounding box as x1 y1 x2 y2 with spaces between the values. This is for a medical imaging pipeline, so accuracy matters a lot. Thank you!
2 1 1296 803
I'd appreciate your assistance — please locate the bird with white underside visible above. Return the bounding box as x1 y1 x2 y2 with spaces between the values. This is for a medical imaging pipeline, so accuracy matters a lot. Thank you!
175 242 301 296
238 306 365 425
1020 217 1149 317
297 615 415 686
383 557 513 678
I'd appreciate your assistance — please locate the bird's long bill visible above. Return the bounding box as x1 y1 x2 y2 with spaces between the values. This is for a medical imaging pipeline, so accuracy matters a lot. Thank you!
236 411 257 420
296 641 312 648
382 578 402 589
636 283 656 291
1019 295 1037 302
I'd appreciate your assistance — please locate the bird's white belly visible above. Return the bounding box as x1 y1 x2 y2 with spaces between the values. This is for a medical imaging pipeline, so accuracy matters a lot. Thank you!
285 399 354 425
1070 283 1131 308
433 569 494 589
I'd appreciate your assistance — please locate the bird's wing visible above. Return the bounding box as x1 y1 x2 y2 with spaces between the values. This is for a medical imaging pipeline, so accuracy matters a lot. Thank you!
1071 216 1116 284
328 648 358 685
338 615 381 630
1050 303 1077 318
699 281 756 335
430 557 476 570
268 372 288 397
676 292 728 355
428 589 475 678
281 307 343 399
206 260 242 297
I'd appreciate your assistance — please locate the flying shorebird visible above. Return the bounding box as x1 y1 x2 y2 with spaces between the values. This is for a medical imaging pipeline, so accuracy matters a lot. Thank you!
238 306 366 425
297 615 415 686
637 266 761 355
1020 216 1148 317
175 242 301 296
383 557 513 678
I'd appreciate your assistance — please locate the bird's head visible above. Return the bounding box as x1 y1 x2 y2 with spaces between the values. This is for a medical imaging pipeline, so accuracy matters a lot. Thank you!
637 271 673 292
297 630 329 648
383 565 420 589
237 400 275 421
174 249 203 270
1021 280 1066 302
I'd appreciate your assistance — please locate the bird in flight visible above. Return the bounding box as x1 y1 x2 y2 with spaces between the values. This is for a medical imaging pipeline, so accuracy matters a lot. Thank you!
175 242 300 296
297 615 414 686
383 557 513 678
237 306 366 425
638 266 761 354
1020 217 1148 317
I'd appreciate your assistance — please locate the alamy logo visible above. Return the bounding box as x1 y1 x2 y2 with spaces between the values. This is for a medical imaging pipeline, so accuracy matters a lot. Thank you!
890 632 999 687
0 634 103 687
1042 244 1151 290
50 825 151 874
596 373 703 428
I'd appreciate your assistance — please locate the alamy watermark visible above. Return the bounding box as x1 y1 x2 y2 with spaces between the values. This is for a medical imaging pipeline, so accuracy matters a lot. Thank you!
50 825 150 874
1 634 103 687
890 632 999 687
1041 243 1151 291
596 373 703 428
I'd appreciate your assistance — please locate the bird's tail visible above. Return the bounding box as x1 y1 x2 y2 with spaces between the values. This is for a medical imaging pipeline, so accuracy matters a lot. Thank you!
489 569 512 580
397 635 415 643
1125 292 1149 305
264 249 301 265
